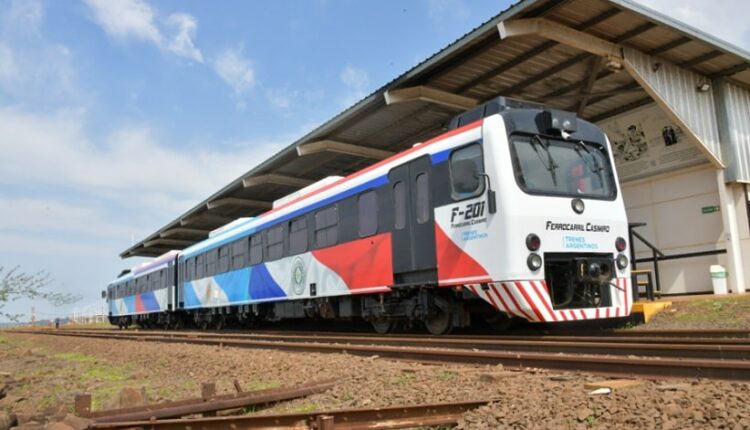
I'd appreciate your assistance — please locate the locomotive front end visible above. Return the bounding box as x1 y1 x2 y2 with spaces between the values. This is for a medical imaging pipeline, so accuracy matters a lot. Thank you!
457 103 632 323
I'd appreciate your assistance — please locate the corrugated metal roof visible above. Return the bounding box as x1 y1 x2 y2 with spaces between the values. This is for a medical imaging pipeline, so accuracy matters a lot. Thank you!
121 0 750 257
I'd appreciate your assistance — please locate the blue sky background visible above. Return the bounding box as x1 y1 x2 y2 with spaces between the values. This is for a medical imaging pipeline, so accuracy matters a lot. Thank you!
1 0 748 322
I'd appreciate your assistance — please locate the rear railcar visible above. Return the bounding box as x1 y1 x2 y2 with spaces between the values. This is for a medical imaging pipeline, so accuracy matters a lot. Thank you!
105 251 179 328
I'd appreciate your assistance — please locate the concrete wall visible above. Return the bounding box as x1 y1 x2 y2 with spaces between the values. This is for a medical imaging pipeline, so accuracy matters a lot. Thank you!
621 165 731 294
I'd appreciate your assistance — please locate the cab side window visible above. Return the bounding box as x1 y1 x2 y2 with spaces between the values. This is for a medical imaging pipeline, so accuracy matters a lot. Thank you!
450 143 485 200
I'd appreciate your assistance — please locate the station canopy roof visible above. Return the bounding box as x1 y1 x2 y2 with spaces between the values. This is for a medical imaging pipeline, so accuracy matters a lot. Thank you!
122 0 750 258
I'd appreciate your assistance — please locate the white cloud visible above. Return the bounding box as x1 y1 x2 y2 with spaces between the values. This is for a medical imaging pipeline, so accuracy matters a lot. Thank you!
213 48 255 95
634 0 750 50
0 108 284 204
0 43 17 83
164 13 203 63
265 89 293 109
83 0 161 44
0 198 134 241
0 2 79 105
339 64 370 108
83 0 203 62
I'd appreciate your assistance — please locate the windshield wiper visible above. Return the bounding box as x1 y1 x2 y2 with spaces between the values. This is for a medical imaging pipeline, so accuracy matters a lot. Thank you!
574 140 604 187
530 135 558 186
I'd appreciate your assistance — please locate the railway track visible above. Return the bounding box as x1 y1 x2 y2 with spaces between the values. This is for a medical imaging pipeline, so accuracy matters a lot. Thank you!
29 328 750 360
10 328 750 381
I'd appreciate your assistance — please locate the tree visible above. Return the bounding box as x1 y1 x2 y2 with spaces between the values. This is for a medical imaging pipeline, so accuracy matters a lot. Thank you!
0 266 81 321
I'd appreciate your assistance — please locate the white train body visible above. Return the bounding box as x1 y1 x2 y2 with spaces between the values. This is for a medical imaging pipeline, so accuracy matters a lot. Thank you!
106 98 632 332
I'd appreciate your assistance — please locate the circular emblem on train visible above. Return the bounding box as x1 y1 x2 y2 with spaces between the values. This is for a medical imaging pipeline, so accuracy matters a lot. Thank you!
291 257 306 295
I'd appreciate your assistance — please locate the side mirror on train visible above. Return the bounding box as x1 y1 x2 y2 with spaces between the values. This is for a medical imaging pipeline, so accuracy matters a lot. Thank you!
101 290 106 299
453 159 481 193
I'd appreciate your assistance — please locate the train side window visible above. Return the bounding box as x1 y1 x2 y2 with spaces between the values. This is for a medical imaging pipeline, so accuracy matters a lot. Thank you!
393 181 406 230
218 245 230 273
196 254 205 279
415 173 430 224
358 190 378 237
232 239 247 270
449 143 485 200
186 258 193 282
206 249 218 276
314 205 338 248
249 234 263 265
289 217 308 255
266 225 284 261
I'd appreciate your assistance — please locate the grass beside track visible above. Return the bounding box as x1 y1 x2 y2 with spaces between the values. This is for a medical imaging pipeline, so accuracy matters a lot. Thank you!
637 294 750 330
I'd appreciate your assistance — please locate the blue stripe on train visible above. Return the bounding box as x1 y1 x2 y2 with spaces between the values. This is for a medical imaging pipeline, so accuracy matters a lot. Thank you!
249 264 286 300
183 282 201 308
181 264 286 308
140 291 160 312
215 268 252 302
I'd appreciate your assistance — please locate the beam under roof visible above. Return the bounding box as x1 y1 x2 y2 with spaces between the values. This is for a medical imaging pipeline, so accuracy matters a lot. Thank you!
206 197 272 210
144 238 194 248
180 214 234 226
242 174 314 189
577 56 605 115
296 140 394 160
456 9 621 95
498 18 621 59
160 228 209 238
384 86 478 110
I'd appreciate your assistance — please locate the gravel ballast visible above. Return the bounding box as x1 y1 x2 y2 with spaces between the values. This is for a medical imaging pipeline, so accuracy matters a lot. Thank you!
1 332 749 429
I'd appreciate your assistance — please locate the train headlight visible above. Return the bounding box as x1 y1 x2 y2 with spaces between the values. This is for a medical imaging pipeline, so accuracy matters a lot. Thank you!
571 198 585 214
526 233 541 251
616 254 629 270
527 253 543 271
615 237 627 252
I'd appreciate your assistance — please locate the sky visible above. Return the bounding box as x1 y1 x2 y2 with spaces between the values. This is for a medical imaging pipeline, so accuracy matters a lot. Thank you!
1 0 748 322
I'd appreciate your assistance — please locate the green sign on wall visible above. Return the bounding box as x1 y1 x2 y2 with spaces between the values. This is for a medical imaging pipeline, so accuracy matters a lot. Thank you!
702 205 720 214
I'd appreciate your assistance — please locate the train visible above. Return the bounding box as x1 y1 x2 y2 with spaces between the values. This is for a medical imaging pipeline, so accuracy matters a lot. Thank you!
105 98 632 334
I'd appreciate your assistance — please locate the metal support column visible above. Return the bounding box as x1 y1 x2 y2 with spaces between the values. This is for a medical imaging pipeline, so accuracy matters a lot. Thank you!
716 169 746 293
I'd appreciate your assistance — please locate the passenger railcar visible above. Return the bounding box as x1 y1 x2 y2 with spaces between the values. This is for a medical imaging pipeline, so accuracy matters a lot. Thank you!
105 98 632 334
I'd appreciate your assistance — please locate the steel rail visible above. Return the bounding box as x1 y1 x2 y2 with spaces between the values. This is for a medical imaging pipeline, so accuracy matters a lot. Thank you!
89 399 493 430
31 329 750 360
15 330 750 380
43 328 750 345
45 327 750 341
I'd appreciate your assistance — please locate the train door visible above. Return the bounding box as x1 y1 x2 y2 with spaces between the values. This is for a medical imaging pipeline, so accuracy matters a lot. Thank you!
389 155 437 285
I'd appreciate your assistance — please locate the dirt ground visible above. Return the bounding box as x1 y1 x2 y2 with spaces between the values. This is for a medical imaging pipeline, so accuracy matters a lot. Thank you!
1 331 749 429
630 293 750 330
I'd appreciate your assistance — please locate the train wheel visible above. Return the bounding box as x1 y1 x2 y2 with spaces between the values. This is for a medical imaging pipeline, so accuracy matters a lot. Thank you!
370 318 393 334
425 308 453 335
214 315 225 331
170 318 182 330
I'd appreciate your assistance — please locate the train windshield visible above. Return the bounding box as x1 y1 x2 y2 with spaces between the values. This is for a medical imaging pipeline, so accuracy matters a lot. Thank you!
510 135 617 200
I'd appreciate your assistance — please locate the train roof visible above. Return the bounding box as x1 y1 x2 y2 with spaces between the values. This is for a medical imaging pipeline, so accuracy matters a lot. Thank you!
108 270 134 287
180 118 485 259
